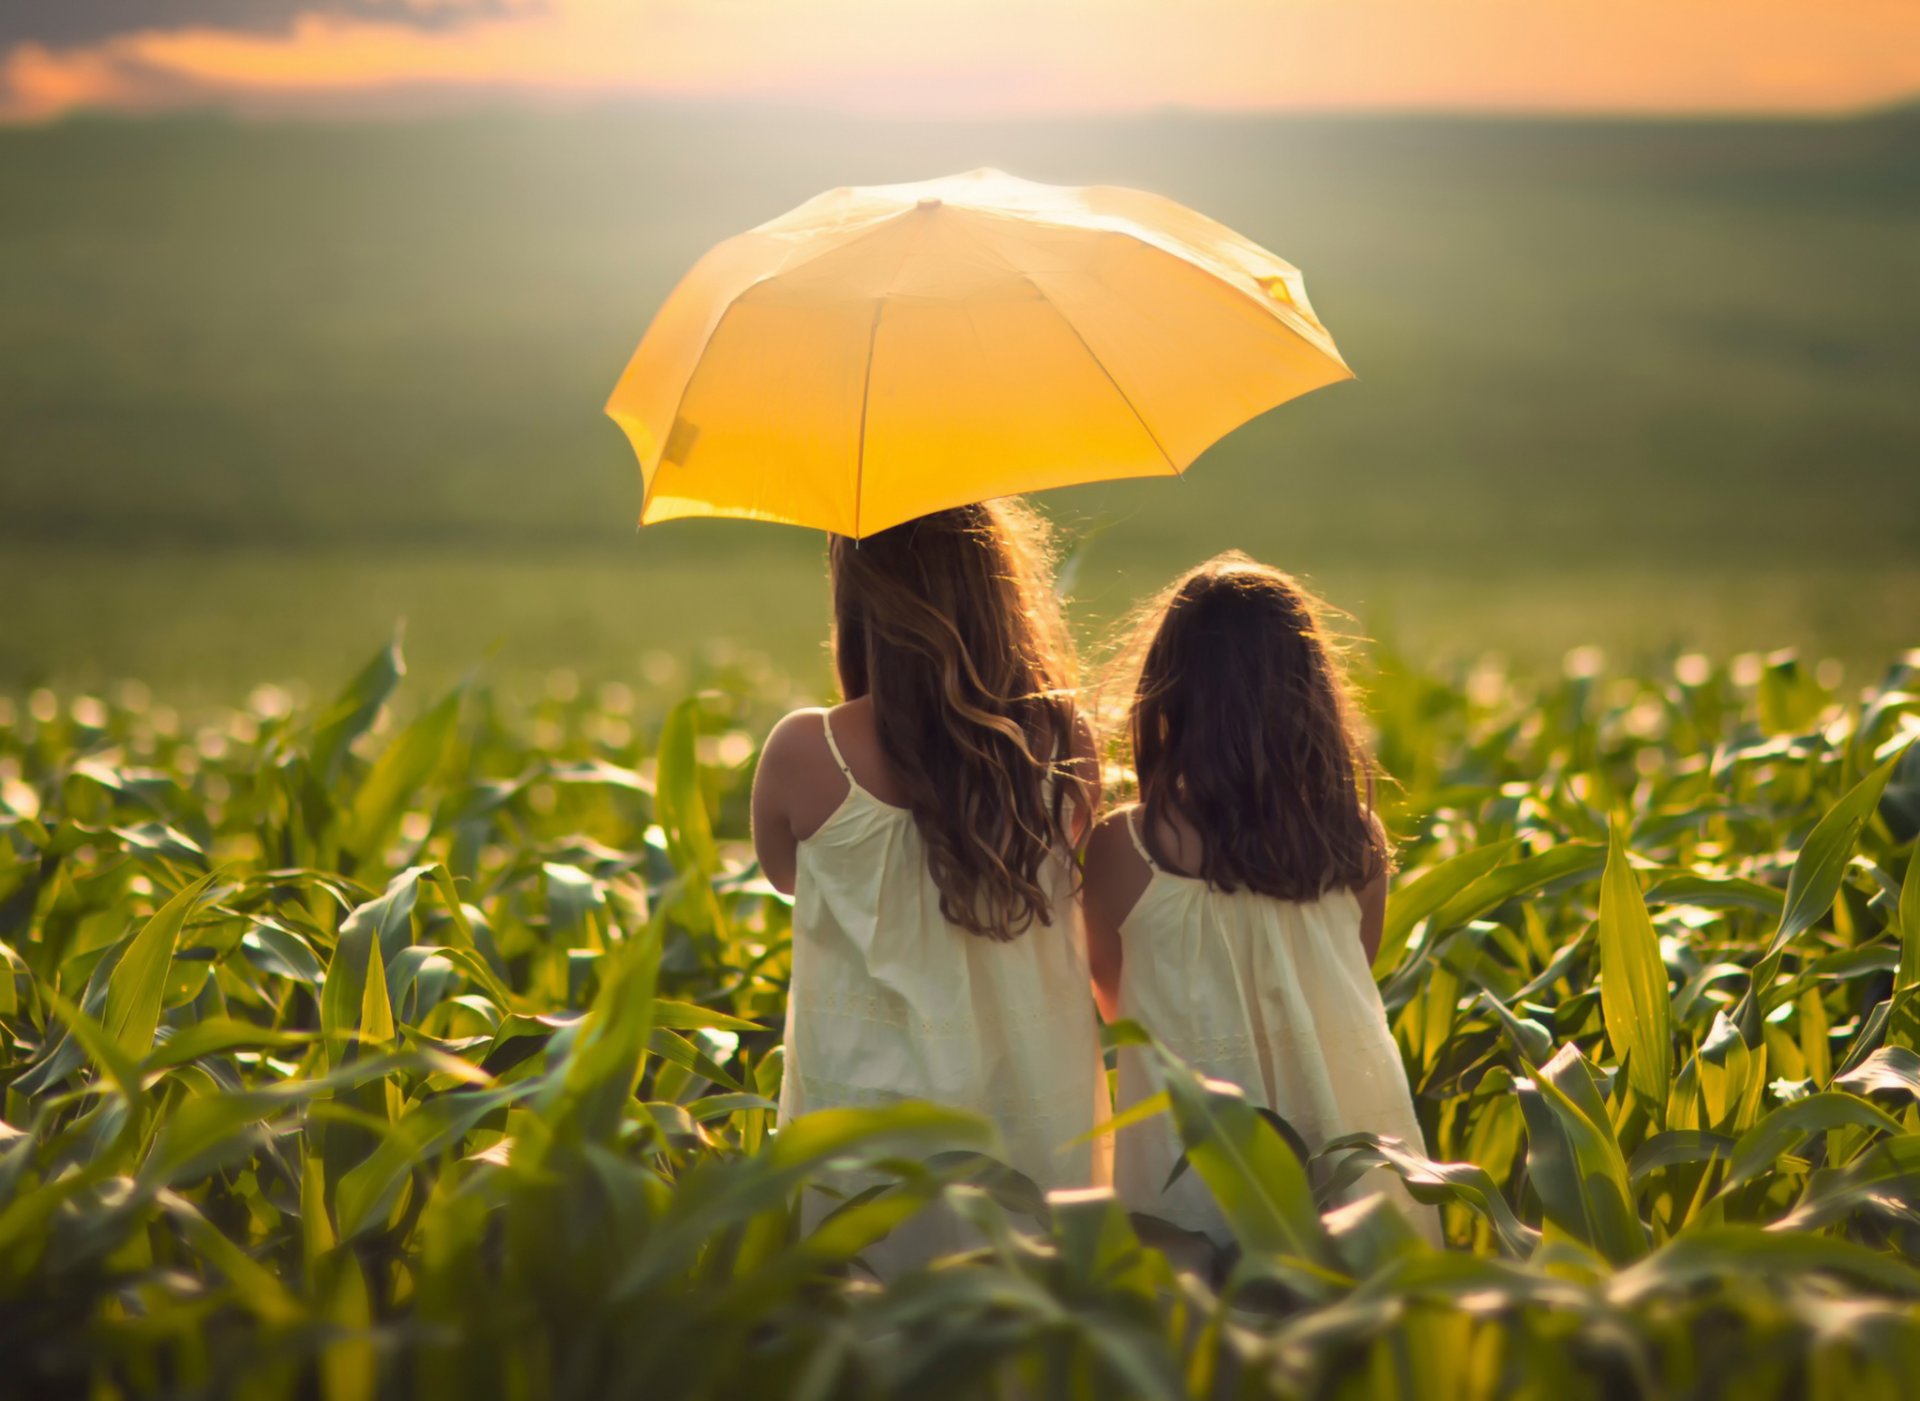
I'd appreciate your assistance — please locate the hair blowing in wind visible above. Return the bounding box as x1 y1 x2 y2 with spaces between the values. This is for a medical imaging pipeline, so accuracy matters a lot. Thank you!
829 499 1087 941
1123 553 1388 899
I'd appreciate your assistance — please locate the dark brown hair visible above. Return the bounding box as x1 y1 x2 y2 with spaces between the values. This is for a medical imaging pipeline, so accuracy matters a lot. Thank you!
830 499 1087 941
1118 552 1387 899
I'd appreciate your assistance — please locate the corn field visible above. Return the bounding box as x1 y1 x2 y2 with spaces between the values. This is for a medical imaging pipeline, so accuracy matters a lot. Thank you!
3 640 1919 1400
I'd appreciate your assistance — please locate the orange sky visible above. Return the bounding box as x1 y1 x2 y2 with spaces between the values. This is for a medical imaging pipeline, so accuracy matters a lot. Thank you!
4 0 1918 123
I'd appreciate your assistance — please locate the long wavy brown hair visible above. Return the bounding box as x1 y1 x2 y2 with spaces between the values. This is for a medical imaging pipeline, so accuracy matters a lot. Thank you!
1114 553 1388 899
830 499 1088 941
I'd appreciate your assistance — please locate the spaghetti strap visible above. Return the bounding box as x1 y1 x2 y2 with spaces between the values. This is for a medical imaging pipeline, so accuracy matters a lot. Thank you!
1126 808 1160 873
819 710 856 781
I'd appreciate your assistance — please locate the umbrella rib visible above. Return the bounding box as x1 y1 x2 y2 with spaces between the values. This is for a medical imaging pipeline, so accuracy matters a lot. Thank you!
851 210 939 537
852 298 885 540
626 205 927 524
1015 274 1180 477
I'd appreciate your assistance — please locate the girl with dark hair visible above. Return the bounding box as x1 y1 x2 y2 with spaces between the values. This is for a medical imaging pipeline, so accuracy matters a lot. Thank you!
1082 552 1437 1244
752 499 1108 1272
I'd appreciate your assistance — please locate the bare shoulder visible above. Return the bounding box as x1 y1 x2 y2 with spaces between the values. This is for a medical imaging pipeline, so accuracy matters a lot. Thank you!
758 705 851 803
1083 807 1154 928
1086 809 1147 873
756 706 856 841
760 706 831 774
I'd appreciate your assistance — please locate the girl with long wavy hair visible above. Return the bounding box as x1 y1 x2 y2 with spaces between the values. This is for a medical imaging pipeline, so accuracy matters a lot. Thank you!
751 499 1107 1273
1082 553 1438 1246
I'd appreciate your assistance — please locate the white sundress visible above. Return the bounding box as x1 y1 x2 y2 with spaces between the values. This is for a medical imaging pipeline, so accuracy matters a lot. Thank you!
1111 809 1442 1247
776 712 1111 1276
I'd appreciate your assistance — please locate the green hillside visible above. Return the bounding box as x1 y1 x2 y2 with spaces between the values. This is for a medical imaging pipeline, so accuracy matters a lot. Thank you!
2 107 1915 696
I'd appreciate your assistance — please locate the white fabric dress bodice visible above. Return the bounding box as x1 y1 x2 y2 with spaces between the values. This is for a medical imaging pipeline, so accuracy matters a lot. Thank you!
776 713 1110 1274
1111 809 1441 1246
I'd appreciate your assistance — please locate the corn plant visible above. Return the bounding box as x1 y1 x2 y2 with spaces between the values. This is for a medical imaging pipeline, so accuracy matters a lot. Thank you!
1 640 1917 1399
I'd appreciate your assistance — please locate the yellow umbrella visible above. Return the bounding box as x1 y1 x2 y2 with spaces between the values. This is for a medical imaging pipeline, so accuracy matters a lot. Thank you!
606 168 1351 539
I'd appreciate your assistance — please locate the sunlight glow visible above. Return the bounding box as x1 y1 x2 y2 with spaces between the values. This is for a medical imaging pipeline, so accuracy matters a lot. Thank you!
3 0 1917 121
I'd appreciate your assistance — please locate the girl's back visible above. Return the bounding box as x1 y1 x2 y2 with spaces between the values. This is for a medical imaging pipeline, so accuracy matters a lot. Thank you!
1097 806 1431 1242
779 703 1105 1192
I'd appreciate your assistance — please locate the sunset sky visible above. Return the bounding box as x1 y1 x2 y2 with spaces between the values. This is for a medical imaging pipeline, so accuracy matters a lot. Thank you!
4 0 1918 122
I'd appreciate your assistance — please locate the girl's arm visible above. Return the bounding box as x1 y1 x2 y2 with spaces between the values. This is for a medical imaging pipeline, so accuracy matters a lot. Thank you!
750 711 814 896
1357 808 1391 966
1358 865 1388 967
1082 812 1150 1022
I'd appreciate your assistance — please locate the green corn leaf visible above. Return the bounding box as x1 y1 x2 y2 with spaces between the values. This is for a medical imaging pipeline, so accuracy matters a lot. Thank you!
1076 1090 1170 1147
140 1089 293 1189
319 866 426 1068
145 1019 316 1072
358 937 395 1050
543 924 664 1147
111 821 207 868
317 1246 375 1401
1627 1129 1736 1186
1767 744 1909 958
38 982 144 1106
764 1102 995 1178
1899 847 1920 992
310 634 404 785
12 939 137 1097
406 944 515 1017
650 998 760 1033
157 1194 303 1324
1598 819 1672 1117
1644 872 1784 917
1612 1225 1920 1303
0 940 22 1018
655 696 718 879
543 861 606 944
648 1027 746 1094
1516 1045 1646 1263
1048 1187 1143 1290
749 1165 942 1289
1834 1045 1920 1106
1881 740 1920 843
611 1102 994 1303
335 1084 530 1241
1772 1134 1920 1233
102 872 217 1063
1374 839 1519 974
1154 1048 1332 1269
341 683 464 860
1318 1131 1540 1258
1473 991 1554 1066
1424 841 1607 937
241 921 327 985
1722 1091 1902 1191
424 864 478 949
686 1093 779 1122
1321 1192 1429 1278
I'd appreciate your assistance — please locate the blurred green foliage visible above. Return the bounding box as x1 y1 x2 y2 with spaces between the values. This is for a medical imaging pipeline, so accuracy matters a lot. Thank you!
2 108 1916 694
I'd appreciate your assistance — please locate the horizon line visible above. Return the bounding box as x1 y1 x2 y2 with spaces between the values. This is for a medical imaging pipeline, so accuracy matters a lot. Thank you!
6 88 1918 130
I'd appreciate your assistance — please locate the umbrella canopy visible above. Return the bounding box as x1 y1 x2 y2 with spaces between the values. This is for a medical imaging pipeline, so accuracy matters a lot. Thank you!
606 168 1350 538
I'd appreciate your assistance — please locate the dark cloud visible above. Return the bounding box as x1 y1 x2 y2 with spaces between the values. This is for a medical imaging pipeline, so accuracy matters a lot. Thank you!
0 1 523 50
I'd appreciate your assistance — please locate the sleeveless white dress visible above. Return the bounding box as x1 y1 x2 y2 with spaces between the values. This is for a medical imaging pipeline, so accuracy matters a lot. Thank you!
1111 809 1441 1246
777 713 1111 1275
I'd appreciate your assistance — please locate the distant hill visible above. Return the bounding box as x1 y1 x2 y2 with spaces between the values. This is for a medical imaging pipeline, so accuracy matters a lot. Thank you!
2 105 1915 569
